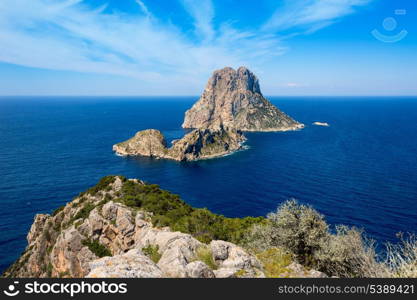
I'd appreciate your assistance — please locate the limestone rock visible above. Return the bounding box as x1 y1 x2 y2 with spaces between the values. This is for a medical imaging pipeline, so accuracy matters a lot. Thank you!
210 240 264 278
112 129 167 157
280 262 328 278
213 268 238 278
87 249 162 278
185 261 215 278
182 67 303 131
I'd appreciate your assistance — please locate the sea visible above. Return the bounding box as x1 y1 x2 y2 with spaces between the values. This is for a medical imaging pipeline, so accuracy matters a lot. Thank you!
1 96 417 272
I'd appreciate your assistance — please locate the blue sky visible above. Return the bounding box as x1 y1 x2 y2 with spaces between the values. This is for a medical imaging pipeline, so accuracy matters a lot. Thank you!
0 0 416 96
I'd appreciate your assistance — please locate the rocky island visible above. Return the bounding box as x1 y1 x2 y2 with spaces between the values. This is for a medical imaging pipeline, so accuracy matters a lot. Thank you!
113 67 303 161
113 124 245 162
183 67 303 131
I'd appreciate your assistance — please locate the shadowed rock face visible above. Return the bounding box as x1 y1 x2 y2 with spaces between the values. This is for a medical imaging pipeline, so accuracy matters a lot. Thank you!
182 67 304 131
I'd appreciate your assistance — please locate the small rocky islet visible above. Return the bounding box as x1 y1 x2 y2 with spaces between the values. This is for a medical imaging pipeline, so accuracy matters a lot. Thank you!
113 66 304 161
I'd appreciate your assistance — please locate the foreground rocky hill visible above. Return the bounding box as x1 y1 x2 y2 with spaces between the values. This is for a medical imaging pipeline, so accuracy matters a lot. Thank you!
182 67 303 131
113 66 303 161
3 176 326 278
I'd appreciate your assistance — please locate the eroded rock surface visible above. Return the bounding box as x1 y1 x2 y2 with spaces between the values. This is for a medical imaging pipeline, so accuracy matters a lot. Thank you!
183 67 303 131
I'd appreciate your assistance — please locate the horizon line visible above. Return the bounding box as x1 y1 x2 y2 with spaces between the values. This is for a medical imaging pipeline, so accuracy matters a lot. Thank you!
1 95 417 98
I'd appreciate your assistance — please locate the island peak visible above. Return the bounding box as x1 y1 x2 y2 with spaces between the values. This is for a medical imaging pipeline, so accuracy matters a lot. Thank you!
182 66 303 131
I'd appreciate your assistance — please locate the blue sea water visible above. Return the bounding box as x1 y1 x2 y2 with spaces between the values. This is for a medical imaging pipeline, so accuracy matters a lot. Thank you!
1 96 417 272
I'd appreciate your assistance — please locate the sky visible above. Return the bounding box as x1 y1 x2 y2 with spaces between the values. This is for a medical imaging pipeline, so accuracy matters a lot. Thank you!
0 0 416 96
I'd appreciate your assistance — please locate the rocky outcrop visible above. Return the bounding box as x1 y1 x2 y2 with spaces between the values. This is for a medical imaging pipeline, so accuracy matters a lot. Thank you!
3 176 263 278
182 67 304 131
113 129 168 157
87 249 163 278
113 124 245 161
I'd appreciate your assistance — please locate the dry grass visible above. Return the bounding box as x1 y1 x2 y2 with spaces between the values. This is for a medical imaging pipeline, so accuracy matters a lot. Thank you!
256 248 293 278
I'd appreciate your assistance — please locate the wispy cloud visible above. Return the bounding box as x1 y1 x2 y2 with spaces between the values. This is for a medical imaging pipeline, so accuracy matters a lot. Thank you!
263 0 370 32
180 0 215 42
135 0 152 18
0 0 372 90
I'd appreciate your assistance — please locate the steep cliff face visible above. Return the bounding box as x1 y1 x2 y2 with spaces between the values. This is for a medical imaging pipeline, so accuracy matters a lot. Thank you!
113 125 245 161
182 67 303 131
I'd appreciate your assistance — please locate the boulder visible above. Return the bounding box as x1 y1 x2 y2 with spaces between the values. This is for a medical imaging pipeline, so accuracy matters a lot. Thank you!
87 249 162 278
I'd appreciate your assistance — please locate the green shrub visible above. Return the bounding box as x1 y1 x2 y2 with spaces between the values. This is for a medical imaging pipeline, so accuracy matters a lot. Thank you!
244 199 386 277
234 269 247 277
142 245 162 263
114 179 264 244
82 239 112 258
267 199 328 264
194 246 218 270
83 176 117 196
52 205 65 216
72 203 95 222
315 225 387 277
256 248 292 278
47 263 53 277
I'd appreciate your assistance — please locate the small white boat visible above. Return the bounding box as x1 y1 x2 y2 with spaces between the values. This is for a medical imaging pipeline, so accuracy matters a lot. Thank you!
313 122 329 127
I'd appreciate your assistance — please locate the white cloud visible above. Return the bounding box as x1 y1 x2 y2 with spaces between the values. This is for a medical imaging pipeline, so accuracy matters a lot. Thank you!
263 0 370 32
180 0 215 42
135 0 152 18
0 0 372 93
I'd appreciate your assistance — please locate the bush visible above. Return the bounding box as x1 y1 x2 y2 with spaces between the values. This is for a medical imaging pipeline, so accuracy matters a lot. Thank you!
52 205 65 216
194 246 218 270
83 176 117 196
82 239 112 258
246 199 328 265
114 179 264 244
74 203 95 220
315 226 388 277
256 248 292 278
244 199 387 277
385 234 417 278
142 245 162 263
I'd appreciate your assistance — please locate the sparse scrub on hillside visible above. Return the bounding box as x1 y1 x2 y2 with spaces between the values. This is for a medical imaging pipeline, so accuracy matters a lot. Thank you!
193 246 218 270
142 245 162 263
114 178 265 244
385 234 417 278
243 199 417 278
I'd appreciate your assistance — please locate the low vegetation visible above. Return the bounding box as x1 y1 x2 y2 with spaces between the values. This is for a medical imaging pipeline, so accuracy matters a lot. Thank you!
243 199 417 278
81 239 112 258
255 248 292 278
81 176 116 196
113 177 265 244
142 245 162 263
194 246 218 270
